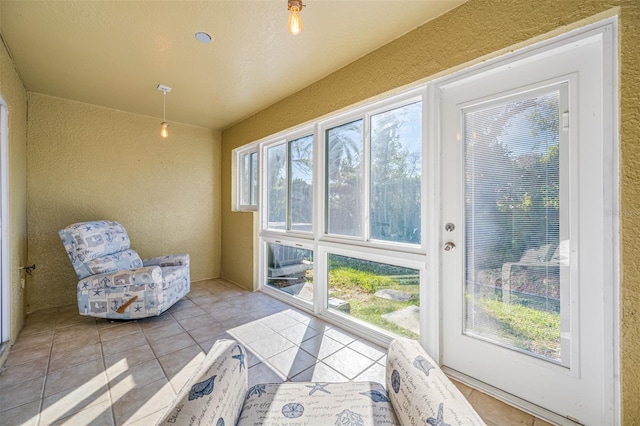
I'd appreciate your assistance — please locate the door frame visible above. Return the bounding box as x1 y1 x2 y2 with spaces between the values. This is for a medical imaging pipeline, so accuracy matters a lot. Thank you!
429 17 619 425
0 97 10 344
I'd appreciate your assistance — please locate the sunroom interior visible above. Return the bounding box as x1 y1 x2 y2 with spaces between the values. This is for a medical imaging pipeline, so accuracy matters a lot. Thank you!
0 0 638 425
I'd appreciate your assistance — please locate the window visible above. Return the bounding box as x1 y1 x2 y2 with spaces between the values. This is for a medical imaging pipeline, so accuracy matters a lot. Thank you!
265 241 314 303
251 92 426 344
264 133 314 233
289 135 314 232
266 142 286 229
324 99 423 246
370 102 422 244
326 120 363 237
234 145 258 211
327 253 420 339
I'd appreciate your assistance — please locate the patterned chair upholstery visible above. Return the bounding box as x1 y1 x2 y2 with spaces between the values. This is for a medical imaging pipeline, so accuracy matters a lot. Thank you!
157 338 484 426
59 220 190 319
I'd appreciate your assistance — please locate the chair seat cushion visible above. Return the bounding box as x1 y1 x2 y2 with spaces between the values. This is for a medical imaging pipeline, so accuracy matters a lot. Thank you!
238 381 399 426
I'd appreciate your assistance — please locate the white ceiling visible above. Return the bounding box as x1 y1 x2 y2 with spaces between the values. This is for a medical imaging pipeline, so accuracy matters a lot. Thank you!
1 1 466 130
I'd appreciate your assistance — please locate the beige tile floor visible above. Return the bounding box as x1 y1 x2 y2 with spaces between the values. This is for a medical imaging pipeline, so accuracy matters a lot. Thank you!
0 278 553 426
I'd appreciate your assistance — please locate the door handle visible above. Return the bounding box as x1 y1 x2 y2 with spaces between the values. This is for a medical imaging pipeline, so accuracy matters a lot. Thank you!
443 242 456 252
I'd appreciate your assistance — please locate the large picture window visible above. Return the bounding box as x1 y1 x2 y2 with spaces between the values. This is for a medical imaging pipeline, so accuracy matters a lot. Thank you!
256 92 426 344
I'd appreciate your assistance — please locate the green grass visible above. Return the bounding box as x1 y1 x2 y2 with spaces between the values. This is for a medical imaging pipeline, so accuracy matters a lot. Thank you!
474 296 561 360
326 266 561 355
328 267 419 339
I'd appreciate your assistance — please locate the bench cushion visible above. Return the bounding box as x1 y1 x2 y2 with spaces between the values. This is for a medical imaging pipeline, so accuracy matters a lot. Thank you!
238 380 399 426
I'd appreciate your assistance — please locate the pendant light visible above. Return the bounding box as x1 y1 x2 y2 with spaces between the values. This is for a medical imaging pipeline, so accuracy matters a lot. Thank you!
287 1 304 35
157 84 172 138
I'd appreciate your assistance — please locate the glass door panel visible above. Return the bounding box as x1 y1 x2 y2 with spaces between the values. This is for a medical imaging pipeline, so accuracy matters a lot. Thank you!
463 88 569 365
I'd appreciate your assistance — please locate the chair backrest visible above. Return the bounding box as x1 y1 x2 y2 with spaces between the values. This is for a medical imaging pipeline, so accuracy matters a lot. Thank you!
386 338 485 425
59 220 142 280
519 243 554 263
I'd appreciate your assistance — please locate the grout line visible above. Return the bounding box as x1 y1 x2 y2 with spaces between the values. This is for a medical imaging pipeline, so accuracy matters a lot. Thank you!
34 316 57 426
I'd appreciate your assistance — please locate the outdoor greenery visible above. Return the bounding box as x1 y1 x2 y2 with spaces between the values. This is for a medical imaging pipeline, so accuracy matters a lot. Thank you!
472 295 561 360
328 255 419 340
465 93 561 270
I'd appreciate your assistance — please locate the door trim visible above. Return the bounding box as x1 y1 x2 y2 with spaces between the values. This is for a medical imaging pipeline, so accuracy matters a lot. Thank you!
0 97 10 344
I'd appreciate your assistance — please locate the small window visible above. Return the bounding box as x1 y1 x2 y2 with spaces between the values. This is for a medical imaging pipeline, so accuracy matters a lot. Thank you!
234 145 259 211
264 133 315 232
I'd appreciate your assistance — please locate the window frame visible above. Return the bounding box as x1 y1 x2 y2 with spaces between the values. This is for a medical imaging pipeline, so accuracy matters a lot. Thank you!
232 143 259 212
317 90 427 254
260 127 316 238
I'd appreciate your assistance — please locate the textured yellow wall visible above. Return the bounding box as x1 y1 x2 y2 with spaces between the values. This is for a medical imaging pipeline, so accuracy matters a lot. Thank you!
27 94 221 311
0 32 28 346
221 0 639 421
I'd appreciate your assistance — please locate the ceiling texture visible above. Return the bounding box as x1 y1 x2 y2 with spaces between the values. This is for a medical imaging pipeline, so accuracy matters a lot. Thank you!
1 1 465 131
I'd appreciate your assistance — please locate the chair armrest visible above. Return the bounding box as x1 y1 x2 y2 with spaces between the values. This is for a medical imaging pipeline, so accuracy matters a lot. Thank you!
78 266 163 290
143 254 190 268
157 339 248 425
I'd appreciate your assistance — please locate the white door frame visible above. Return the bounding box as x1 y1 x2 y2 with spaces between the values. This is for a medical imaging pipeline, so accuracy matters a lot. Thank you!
0 96 10 344
431 18 619 425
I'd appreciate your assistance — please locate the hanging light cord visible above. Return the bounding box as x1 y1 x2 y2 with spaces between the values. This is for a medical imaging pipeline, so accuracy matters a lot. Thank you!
163 91 166 122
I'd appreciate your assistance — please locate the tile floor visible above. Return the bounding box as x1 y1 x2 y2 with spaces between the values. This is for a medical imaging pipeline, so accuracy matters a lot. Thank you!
0 278 553 426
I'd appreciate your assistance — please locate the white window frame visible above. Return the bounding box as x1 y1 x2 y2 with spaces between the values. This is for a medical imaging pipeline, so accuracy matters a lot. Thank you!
260 126 316 238
317 89 427 254
232 143 259 212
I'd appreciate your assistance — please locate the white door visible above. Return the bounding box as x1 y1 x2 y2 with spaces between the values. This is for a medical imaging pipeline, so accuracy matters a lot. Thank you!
439 25 616 424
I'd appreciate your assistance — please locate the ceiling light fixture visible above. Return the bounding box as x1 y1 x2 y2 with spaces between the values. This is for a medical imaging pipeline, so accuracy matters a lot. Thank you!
287 0 304 35
157 84 172 138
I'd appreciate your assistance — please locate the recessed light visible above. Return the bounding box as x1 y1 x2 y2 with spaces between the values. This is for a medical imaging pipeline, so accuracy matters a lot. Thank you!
195 32 212 44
